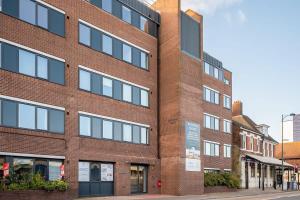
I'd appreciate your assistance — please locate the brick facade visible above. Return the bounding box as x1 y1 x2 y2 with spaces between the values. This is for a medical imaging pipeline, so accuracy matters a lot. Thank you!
0 0 233 197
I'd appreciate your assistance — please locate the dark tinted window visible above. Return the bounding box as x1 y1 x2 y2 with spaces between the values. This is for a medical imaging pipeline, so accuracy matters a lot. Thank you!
49 109 64 134
2 0 19 18
49 59 65 85
181 12 200 59
2 100 17 127
2 43 18 72
113 122 122 141
113 39 122 60
132 87 140 105
113 80 122 100
132 48 140 67
91 73 102 95
91 29 102 51
48 9 65 37
132 125 140 144
92 117 102 139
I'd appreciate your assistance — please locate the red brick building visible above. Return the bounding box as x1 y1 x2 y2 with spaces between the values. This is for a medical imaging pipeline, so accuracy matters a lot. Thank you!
0 0 231 198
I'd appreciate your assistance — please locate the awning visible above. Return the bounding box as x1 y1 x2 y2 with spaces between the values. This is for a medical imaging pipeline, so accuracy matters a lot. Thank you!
245 154 294 168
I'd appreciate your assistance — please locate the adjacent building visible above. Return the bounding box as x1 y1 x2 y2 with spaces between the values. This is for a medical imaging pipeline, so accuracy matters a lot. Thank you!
232 101 292 190
282 114 300 142
202 53 232 174
275 142 300 188
0 0 232 198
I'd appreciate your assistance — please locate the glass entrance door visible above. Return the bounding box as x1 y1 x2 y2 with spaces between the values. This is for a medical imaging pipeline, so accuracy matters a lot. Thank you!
130 165 147 194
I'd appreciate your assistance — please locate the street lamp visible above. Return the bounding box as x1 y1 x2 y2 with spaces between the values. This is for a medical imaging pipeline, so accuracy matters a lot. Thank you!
282 113 296 191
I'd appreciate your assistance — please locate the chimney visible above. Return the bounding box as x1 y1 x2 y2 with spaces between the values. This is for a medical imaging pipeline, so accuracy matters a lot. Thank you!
233 101 243 116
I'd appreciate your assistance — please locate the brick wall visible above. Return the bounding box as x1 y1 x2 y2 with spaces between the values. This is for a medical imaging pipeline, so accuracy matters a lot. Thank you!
0 0 159 196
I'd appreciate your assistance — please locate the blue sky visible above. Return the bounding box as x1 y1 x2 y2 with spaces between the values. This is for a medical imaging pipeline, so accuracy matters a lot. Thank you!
182 0 300 141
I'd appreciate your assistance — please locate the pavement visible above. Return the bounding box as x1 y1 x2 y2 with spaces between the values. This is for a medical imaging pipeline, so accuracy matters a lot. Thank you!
78 189 300 200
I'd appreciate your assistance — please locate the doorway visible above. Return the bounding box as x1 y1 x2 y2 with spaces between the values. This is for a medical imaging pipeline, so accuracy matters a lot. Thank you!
130 165 148 194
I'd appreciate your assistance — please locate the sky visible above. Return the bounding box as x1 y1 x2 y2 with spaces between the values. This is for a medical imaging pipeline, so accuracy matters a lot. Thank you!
180 0 300 142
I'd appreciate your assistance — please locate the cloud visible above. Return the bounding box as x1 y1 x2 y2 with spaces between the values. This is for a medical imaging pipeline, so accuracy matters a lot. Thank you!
237 9 247 23
181 0 243 15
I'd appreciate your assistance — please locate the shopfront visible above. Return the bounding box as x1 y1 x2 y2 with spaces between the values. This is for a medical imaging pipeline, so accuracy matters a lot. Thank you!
78 161 114 197
0 154 64 181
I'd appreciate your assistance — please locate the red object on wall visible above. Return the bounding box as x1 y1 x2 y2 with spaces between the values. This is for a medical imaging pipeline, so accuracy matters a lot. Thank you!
3 163 9 170
60 165 64 177
3 163 9 177
157 180 161 188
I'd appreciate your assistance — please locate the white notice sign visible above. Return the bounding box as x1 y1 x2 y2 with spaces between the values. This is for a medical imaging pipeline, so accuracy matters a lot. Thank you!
78 162 90 182
101 164 113 182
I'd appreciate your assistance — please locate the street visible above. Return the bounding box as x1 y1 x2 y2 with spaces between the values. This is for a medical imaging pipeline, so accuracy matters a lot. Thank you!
80 190 300 200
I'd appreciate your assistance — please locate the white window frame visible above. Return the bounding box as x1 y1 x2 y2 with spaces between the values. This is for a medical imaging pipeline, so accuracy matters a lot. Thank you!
223 119 232 134
223 95 232 109
224 144 231 158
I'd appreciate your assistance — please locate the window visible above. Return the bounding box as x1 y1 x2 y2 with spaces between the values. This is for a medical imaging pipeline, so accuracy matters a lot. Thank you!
1 0 65 36
19 0 36 24
204 62 210 74
122 6 131 24
214 67 219 79
140 90 149 107
79 70 91 91
19 50 36 76
79 68 150 107
49 161 63 181
0 0 2 12
103 120 113 139
78 22 149 69
140 52 148 69
37 108 48 130
132 126 140 144
103 77 113 97
79 24 91 46
102 35 112 55
204 114 219 131
1 42 65 85
224 95 231 109
204 141 219 156
241 134 246 149
140 16 148 31
250 136 254 151
123 84 132 102
102 0 112 13
80 115 91 136
224 145 231 158
224 78 230 85
203 86 219 104
123 44 132 63
113 122 122 141
140 127 147 144
19 104 35 129
49 110 64 134
123 124 132 142
2 100 17 127
37 5 48 29
223 120 232 133
13 158 34 178
37 56 48 79
78 113 149 145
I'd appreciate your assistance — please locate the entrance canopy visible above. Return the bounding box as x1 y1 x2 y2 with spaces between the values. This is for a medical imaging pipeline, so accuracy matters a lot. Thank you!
245 154 294 168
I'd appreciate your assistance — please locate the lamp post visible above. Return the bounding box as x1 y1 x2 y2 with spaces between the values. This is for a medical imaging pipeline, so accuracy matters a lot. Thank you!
282 113 296 191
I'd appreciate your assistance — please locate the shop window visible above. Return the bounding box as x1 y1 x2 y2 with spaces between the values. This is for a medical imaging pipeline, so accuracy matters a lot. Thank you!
13 158 34 179
34 159 48 179
49 161 62 181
